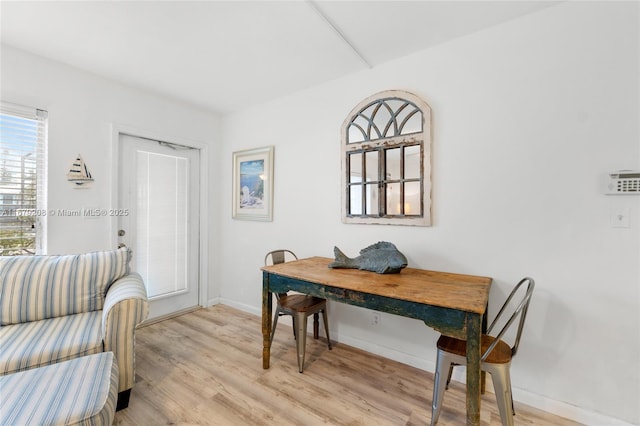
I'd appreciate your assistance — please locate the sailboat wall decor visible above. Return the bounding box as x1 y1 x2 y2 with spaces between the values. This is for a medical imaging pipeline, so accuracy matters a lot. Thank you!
67 154 94 187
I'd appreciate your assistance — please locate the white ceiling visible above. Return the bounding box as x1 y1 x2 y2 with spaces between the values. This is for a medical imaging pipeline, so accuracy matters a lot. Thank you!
0 1 559 114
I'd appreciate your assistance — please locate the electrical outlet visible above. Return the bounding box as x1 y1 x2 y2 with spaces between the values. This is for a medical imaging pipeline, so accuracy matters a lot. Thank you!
371 312 381 326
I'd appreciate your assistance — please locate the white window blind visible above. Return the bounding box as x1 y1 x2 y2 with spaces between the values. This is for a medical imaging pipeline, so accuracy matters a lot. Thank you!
0 102 48 255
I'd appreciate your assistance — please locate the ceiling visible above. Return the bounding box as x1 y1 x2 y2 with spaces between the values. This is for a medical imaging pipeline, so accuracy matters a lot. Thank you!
0 1 559 114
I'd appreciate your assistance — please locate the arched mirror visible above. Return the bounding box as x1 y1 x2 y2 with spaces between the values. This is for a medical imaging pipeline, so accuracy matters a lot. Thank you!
341 90 431 226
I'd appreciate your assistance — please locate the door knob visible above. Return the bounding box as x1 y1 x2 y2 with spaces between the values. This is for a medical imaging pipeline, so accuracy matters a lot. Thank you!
118 229 126 237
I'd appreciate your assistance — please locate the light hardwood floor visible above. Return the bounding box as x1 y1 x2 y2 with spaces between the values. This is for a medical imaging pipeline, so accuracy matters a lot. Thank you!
114 305 581 426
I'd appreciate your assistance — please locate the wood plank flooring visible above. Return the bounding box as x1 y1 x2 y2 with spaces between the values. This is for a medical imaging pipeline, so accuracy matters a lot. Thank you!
114 305 581 426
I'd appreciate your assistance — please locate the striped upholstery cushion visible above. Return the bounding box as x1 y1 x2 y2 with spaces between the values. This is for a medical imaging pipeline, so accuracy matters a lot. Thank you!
0 311 103 376
0 247 131 325
0 352 118 426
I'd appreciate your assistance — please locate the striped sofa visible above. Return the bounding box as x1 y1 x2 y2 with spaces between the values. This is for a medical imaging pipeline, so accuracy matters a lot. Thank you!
0 247 149 410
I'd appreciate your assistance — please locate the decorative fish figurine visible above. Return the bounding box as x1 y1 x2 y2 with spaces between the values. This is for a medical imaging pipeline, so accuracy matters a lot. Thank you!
328 241 408 274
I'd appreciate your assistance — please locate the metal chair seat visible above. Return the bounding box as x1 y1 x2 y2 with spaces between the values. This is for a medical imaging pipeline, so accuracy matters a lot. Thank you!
436 334 512 365
277 294 327 314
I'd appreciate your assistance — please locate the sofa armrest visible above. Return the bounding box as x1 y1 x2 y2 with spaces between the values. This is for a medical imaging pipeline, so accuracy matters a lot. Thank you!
102 273 148 392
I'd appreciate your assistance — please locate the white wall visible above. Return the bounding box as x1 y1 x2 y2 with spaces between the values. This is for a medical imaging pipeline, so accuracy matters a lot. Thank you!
0 44 222 299
220 2 639 425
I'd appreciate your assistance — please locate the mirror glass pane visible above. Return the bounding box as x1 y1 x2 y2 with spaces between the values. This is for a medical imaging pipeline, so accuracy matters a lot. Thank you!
404 181 421 215
349 153 362 183
365 184 378 215
365 151 378 182
386 183 401 215
385 148 401 180
386 100 406 137
351 115 371 143
349 185 362 215
348 126 365 144
398 110 422 135
386 99 405 112
404 145 420 179
373 104 392 138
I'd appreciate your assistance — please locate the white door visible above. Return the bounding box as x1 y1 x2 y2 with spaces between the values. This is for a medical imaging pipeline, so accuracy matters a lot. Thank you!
118 134 200 320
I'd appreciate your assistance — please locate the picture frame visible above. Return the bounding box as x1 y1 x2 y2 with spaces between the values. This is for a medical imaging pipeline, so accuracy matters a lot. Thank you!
232 146 274 221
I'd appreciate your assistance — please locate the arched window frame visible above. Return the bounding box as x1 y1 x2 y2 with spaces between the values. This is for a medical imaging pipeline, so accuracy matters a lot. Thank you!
341 90 431 226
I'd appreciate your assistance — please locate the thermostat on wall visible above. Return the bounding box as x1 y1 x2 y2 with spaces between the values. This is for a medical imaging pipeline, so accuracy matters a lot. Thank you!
606 170 640 195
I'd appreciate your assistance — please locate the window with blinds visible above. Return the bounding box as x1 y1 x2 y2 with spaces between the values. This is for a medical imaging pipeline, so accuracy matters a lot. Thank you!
0 103 48 255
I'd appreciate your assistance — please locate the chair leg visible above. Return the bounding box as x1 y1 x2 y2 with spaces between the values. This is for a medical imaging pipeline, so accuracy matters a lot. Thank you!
270 310 280 344
313 312 319 339
445 364 454 390
321 308 332 350
489 364 514 426
446 363 479 392
292 319 297 339
431 350 451 426
294 312 308 373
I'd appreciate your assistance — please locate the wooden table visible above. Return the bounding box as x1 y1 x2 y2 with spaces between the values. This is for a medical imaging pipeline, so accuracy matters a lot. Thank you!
261 256 492 425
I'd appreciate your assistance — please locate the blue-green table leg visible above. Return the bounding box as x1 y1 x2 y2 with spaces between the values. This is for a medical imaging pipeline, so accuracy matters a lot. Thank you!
466 313 482 425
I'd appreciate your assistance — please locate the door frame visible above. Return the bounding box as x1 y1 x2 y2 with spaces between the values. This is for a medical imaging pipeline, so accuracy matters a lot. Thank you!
110 124 209 311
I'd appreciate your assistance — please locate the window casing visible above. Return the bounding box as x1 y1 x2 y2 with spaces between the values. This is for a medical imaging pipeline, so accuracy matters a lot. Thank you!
0 103 48 255
341 90 431 226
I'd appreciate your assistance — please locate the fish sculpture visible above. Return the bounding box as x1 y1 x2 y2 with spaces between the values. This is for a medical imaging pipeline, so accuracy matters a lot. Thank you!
328 241 408 274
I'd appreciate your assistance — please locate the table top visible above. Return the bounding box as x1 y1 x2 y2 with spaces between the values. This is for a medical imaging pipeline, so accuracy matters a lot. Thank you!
262 257 492 314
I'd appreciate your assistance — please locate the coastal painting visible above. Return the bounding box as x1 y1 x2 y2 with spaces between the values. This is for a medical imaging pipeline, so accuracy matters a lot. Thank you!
232 146 274 221
239 159 265 209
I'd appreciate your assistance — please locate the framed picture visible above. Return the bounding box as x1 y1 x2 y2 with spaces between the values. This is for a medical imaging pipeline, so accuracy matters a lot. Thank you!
232 146 274 221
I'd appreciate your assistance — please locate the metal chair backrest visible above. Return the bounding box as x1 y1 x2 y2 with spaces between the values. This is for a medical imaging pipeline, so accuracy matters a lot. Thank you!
264 250 298 300
264 249 298 266
482 277 535 361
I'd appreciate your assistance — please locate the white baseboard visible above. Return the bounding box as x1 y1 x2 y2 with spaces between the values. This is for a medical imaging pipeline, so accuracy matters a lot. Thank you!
206 296 221 308
212 302 636 426
446 368 636 426
336 333 435 372
512 388 636 426
215 298 260 317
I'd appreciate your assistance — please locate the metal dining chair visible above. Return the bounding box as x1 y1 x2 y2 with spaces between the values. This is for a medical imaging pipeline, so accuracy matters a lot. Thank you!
265 249 332 373
430 277 535 426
